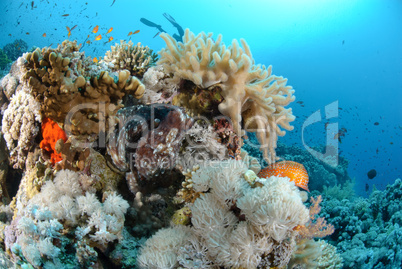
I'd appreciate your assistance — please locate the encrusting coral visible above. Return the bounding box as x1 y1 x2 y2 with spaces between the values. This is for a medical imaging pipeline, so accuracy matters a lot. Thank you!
158 29 296 164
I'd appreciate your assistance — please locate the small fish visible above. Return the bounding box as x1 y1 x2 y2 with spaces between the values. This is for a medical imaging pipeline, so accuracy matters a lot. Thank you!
367 169 377 179
127 31 133 36
42 33 46 37
92 25 99 33
111 0 116 6
365 183 369 192
86 40 91 44
66 26 71 37
106 27 113 34
31 1 34 9
71 25 78 31
62 14 69 17
104 36 113 44
374 122 379 126
258 161 310 191
134 29 140 34
153 31 160 38
26 32 30 35
94 34 102 41
93 57 98 63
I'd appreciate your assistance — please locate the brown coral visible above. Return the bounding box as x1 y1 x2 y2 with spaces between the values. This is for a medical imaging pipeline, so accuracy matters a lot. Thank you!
23 40 145 136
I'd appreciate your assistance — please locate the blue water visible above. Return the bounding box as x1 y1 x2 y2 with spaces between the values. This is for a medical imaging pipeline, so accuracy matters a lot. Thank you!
1 0 401 196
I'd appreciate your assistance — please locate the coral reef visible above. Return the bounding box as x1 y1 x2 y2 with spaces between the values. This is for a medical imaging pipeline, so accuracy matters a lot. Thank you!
3 39 28 61
5 170 129 268
0 30 347 268
158 29 296 164
102 40 158 78
1 84 41 169
134 108 193 179
141 65 179 104
318 178 402 268
244 133 352 191
0 49 11 70
137 160 311 268
23 40 145 136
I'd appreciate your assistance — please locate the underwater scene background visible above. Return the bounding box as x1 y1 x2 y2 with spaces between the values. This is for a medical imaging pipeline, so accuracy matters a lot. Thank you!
0 0 401 268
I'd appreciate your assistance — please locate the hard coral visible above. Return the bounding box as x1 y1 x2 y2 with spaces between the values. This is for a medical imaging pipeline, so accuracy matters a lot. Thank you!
23 40 145 136
3 39 28 61
103 40 158 78
158 29 295 163
0 49 11 70
39 117 67 165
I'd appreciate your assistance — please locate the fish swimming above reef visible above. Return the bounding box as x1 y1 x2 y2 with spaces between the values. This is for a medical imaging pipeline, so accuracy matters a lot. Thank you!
106 27 113 34
92 25 99 33
367 169 377 179
258 161 310 191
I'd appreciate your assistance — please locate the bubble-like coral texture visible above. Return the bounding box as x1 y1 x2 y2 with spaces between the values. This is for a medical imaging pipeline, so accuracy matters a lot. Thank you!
137 160 310 268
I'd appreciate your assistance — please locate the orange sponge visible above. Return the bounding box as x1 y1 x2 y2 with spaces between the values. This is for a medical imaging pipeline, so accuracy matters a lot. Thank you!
39 117 67 165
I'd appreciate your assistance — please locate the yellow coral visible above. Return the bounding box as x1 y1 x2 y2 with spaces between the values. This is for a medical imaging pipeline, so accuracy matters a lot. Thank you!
159 29 295 163
171 206 191 226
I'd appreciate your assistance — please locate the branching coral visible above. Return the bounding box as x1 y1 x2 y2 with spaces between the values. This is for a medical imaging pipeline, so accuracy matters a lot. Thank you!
296 195 335 239
103 40 158 78
158 29 295 163
23 40 145 136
